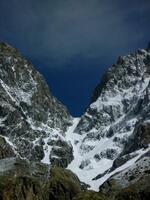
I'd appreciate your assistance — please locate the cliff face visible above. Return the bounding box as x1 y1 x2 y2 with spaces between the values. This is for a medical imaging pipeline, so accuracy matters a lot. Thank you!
0 42 73 167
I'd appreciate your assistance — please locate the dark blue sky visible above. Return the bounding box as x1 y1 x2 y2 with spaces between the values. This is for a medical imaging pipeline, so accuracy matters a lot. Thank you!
0 0 150 116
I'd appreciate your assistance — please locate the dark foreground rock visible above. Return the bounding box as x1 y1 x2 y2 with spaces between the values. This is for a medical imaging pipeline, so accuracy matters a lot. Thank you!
73 191 111 200
99 174 150 200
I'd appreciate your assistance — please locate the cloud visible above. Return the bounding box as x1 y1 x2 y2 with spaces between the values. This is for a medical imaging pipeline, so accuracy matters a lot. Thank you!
0 0 150 68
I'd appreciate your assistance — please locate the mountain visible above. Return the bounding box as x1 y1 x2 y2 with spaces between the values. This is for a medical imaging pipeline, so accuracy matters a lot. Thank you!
67 45 150 191
0 42 150 200
0 42 73 167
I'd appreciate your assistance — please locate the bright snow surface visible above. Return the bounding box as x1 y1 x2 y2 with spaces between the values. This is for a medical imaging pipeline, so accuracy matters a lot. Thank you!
66 118 113 191
66 118 150 191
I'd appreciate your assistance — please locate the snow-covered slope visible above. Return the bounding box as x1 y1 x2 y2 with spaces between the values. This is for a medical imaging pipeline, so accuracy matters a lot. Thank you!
66 47 150 190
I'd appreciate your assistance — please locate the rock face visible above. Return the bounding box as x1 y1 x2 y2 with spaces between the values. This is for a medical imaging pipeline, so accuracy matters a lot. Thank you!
0 42 73 166
0 136 15 159
66 45 150 191
99 151 150 200
122 121 150 155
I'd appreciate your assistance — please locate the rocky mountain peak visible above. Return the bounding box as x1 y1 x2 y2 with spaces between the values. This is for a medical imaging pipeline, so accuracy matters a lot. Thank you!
0 42 21 56
66 44 150 191
0 43 73 166
91 47 150 104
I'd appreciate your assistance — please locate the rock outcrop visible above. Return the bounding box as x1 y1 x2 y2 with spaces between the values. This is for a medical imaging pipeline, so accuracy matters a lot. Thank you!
0 136 15 159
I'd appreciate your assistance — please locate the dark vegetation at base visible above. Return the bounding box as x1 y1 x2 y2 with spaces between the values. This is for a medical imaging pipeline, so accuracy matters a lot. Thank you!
0 158 149 200
0 159 81 200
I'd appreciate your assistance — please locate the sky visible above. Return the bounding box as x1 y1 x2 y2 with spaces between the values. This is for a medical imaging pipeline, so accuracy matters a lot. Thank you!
0 0 150 116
